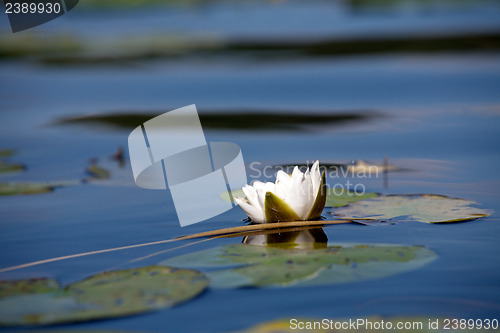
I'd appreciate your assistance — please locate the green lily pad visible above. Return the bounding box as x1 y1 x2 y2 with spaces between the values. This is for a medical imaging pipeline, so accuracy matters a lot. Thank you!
0 278 60 299
0 149 14 158
0 161 25 174
232 317 468 333
0 266 208 326
334 194 491 223
325 189 378 208
86 165 111 180
160 243 436 288
0 181 80 196
0 150 25 174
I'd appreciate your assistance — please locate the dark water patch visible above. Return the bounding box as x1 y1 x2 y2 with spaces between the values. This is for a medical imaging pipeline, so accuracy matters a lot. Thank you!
1 32 499 65
53 110 377 132
224 32 500 59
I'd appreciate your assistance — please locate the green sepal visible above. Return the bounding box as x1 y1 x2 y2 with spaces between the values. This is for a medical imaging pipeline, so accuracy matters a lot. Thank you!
264 192 301 223
306 171 327 220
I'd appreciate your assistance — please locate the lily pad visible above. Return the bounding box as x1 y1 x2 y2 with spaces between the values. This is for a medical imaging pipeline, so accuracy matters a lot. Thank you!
160 243 436 288
0 278 60 299
0 150 25 174
325 189 378 208
0 181 80 196
86 164 111 180
0 150 14 158
0 161 25 174
334 194 491 223
0 266 208 326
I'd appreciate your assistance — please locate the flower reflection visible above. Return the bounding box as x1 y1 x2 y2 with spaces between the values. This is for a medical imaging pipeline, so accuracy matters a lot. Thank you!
242 227 328 249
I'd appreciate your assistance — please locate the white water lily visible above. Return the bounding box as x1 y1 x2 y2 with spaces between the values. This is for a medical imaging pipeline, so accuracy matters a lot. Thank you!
234 161 326 223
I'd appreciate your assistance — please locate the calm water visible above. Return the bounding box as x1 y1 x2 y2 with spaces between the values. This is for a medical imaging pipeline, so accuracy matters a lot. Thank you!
0 1 499 332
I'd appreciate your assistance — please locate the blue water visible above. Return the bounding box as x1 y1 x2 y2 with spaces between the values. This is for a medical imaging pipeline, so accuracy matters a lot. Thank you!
0 1 499 331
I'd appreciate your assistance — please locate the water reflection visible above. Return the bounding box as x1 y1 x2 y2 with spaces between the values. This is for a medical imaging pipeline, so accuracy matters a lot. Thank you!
242 227 328 249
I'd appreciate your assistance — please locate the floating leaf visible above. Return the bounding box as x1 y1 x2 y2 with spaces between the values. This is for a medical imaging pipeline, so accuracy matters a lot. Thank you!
232 317 464 333
325 189 378 208
0 181 79 196
0 161 25 174
0 266 208 326
0 150 24 174
0 150 14 158
334 194 491 223
160 243 436 288
0 278 60 299
65 266 207 321
86 165 111 180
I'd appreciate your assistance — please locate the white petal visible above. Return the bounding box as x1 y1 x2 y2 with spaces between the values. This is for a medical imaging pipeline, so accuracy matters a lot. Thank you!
285 171 314 220
310 160 321 199
252 181 275 211
242 185 261 211
263 181 276 193
274 170 291 201
235 197 265 223
255 188 268 215
235 161 323 223
252 180 265 190
303 170 315 207
291 166 302 181
304 168 315 199
276 170 291 186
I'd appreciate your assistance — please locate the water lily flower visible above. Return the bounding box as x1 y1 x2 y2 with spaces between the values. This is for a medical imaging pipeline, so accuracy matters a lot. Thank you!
235 161 326 223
